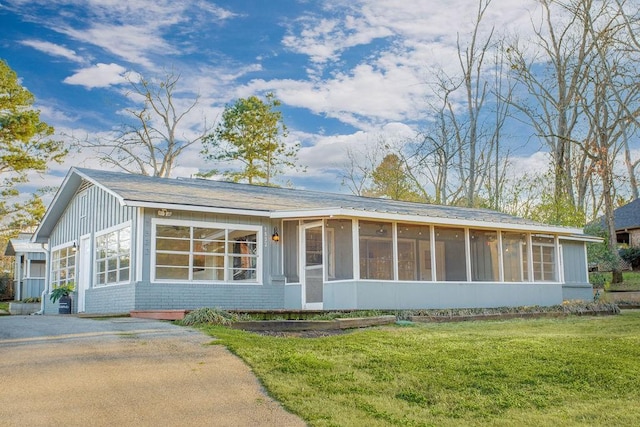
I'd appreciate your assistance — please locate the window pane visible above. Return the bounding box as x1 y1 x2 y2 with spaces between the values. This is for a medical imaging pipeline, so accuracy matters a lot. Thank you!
156 238 190 251
156 253 189 266
470 229 498 281
192 267 224 281
157 225 190 238
434 227 467 281
156 267 189 280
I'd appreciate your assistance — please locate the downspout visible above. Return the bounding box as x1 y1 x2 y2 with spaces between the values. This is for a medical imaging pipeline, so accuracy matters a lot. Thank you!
34 243 50 315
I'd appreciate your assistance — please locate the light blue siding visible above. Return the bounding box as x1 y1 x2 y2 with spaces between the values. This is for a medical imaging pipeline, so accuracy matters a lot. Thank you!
561 240 593 301
323 281 563 310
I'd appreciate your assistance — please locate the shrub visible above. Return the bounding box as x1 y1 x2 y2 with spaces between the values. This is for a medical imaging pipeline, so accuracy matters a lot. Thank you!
620 247 640 269
590 272 608 288
179 307 238 326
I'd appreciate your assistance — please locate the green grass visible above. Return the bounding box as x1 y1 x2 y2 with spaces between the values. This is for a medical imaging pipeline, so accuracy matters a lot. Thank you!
0 301 8 312
203 312 640 426
590 271 640 291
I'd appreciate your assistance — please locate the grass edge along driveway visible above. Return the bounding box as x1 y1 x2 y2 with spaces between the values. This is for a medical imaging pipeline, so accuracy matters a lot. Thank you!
203 311 640 427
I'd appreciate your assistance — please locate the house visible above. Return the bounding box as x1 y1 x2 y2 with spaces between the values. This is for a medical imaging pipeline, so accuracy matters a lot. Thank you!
4 233 46 301
609 198 640 246
32 167 596 315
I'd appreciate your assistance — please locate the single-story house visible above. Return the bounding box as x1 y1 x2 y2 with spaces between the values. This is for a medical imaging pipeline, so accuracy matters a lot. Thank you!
33 167 597 315
609 198 640 246
4 233 46 300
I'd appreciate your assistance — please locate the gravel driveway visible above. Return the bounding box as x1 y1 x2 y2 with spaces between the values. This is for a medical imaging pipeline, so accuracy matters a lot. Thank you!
0 315 305 426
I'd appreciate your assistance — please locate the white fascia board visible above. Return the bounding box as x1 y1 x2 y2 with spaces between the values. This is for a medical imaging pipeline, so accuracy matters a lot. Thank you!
270 208 585 235
32 169 81 242
124 200 272 217
559 234 603 243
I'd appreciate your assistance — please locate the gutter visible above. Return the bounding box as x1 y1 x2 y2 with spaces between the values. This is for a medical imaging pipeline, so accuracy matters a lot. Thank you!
33 242 50 316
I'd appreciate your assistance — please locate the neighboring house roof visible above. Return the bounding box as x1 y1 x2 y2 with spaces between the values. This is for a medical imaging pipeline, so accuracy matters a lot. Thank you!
34 167 586 242
4 237 46 256
610 198 640 231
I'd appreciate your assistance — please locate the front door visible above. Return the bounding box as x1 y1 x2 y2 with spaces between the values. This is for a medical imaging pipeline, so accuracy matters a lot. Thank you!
301 222 323 310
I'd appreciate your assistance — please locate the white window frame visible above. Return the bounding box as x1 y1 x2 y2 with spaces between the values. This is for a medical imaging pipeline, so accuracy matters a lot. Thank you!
151 218 263 285
94 221 132 287
531 235 558 282
50 243 77 290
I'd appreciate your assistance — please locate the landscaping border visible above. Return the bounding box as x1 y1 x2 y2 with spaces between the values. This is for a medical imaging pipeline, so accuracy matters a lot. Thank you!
229 315 396 332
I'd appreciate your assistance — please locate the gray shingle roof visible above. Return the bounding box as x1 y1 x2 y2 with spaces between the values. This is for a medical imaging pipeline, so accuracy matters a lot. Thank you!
74 167 569 231
611 198 640 230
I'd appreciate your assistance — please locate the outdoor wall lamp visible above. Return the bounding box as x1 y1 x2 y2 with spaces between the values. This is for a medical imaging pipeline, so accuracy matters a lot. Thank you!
271 228 280 242
71 241 77 252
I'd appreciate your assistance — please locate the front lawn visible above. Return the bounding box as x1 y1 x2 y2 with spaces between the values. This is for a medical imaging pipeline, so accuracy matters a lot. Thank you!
205 312 640 426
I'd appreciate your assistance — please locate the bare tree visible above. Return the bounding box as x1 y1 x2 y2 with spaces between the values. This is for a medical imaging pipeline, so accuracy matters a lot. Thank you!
78 70 212 177
506 0 596 221
576 0 640 282
413 0 512 208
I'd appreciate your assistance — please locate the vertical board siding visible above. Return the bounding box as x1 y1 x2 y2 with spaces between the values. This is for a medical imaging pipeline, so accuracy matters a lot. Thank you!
561 241 588 283
49 183 135 248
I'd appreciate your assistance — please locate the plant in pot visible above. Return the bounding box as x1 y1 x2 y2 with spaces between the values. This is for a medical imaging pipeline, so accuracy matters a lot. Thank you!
50 282 75 314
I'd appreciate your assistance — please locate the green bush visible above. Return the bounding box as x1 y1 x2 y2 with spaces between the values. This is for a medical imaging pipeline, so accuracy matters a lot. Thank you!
590 272 609 288
179 307 238 326
620 247 640 269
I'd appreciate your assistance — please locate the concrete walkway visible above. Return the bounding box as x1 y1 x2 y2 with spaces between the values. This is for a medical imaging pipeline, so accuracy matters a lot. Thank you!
0 316 305 427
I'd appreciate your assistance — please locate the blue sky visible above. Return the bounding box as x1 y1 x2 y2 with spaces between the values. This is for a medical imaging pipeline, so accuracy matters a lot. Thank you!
1 0 548 195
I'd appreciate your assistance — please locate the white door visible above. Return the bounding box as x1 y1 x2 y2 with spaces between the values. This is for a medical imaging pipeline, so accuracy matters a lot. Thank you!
77 235 91 313
301 222 324 310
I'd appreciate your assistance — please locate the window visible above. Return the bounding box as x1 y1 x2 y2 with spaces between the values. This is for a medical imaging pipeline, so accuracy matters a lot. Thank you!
95 225 131 286
51 245 76 288
153 220 260 283
434 227 467 281
470 229 498 281
359 221 393 280
502 232 528 282
532 236 556 281
397 224 431 281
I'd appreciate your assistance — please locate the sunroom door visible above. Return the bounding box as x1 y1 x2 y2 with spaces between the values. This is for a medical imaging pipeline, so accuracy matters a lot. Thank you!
301 222 323 310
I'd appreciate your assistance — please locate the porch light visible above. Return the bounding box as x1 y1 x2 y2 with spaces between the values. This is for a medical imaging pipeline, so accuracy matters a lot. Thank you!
272 228 280 242
72 242 77 252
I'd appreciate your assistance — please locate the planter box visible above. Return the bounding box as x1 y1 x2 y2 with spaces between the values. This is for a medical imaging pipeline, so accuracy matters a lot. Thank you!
9 302 41 315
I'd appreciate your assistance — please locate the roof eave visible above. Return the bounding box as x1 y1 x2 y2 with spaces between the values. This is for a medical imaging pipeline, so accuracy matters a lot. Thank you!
270 208 584 235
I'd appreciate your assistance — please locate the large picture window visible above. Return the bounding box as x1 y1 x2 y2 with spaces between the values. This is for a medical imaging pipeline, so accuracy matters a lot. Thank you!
153 221 260 283
95 225 131 286
51 245 76 288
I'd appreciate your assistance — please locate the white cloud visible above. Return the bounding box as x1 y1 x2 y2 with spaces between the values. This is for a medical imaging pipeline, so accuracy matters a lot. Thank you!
273 0 543 130
19 39 85 63
63 63 128 88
